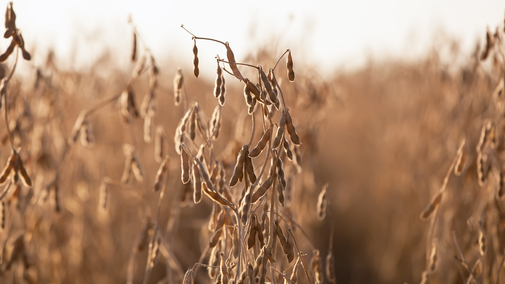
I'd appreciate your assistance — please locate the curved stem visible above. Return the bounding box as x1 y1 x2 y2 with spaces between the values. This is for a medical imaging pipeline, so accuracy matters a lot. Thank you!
218 59 259 70
273 49 290 71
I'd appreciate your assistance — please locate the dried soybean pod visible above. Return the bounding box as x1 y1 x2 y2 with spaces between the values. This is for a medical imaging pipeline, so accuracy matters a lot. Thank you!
130 153 143 182
209 228 223 248
98 180 108 213
260 66 278 106
477 152 490 186
230 145 247 187
173 68 184 106
419 191 443 220
208 243 220 278
192 161 202 204
247 215 258 249
287 50 295 82
311 250 323 284
154 126 164 163
189 104 197 141
284 109 301 145
154 157 169 192
277 158 286 188
428 240 437 273
0 39 14 62
286 228 295 262
251 176 273 203
250 126 271 158
143 115 153 143
283 137 293 161
192 39 199 78
273 112 286 148
225 42 244 80
245 78 261 100
478 221 486 255
0 201 4 230
121 145 134 183
18 158 31 187
248 98 257 115
245 152 257 183
498 169 505 198
317 184 328 221
232 226 239 258
210 105 221 140
325 250 336 283
219 76 226 106
181 146 190 184
131 31 137 62
214 62 223 98
288 258 300 284
243 81 253 107
277 182 285 207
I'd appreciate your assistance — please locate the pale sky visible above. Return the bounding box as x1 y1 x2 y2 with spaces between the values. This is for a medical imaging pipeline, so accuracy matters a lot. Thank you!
2 0 505 77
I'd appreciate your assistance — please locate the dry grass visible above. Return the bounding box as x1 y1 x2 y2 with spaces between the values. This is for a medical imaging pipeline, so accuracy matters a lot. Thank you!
0 3 504 284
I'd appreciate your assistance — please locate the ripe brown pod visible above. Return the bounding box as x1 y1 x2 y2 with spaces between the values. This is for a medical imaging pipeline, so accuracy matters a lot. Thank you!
210 105 221 140
189 104 197 141
192 161 202 204
98 180 108 213
173 68 184 106
244 152 257 183
0 201 4 230
283 137 293 161
251 176 273 203
478 221 486 256
154 157 169 192
428 240 437 273
219 76 226 106
247 215 258 249
243 81 253 107
244 78 261 100
273 112 286 148
181 146 190 184
287 50 295 82
209 228 223 248
0 39 14 62
249 125 271 157
143 115 152 143
214 62 223 98
131 32 137 62
317 184 328 221
131 154 143 182
225 42 244 80
284 109 301 145
326 250 336 283
259 66 278 106
311 249 324 284
192 39 199 78
419 191 443 220
229 145 247 187
154 126 164 163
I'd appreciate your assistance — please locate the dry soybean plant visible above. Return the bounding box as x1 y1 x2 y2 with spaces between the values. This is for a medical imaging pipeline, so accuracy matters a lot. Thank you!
170 25 335 284
418 17 505 284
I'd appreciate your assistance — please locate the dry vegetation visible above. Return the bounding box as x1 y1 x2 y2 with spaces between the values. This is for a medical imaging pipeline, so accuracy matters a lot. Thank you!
0 3 505 284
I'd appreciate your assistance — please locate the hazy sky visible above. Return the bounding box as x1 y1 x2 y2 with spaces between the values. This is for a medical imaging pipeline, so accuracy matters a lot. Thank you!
2 0 505 76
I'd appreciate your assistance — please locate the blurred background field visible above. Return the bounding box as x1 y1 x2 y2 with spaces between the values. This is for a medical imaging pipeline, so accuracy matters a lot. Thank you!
0 1 504 284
